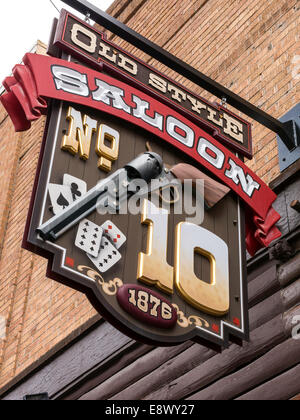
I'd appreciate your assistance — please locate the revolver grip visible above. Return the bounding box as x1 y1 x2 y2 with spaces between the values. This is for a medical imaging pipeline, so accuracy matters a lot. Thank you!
170 163 230 208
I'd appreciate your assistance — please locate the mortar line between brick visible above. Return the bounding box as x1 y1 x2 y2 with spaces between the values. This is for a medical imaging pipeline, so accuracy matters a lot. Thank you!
143 0 297 89
12 255 35 378
108 0 149 41
0 114 8 127
158 0 210 51
0 132 23 263
19 143 36 162
10 120 46 379
0 248 24 375
0 117 46 384
109 0 211 57
0 129 24 374
122 0 148 26
143 0 250 66
113 0 132 19
206 0 298 82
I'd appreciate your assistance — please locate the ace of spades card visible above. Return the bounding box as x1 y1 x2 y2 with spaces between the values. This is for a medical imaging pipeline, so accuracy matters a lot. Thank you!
48 175 87 215
48 184 74 215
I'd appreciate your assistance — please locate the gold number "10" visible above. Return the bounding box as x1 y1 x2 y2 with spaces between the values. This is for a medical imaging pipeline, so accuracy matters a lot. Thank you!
137 200 230 316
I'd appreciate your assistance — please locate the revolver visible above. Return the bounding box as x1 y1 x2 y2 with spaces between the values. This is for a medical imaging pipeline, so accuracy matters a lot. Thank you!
37 152 165 241
37 151 229 242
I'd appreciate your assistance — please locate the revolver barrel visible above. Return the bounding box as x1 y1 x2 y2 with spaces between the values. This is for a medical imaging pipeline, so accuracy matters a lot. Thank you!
36 152 163 242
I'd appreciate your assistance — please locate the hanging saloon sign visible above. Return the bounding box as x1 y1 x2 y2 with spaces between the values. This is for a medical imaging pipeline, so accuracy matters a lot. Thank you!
0 10 281 349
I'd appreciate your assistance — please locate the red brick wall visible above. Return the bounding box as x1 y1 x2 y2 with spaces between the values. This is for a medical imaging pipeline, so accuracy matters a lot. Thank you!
0 43 98 388
0 1 299 390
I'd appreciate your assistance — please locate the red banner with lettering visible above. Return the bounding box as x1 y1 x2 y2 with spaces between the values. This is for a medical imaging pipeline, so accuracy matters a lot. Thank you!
0 54 281 255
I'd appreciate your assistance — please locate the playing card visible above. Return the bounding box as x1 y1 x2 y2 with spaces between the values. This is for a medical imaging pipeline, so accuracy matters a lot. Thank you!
87 237 122 273
75 219 103 258
63 174 87 202
101 220 127 250
48 183 73 215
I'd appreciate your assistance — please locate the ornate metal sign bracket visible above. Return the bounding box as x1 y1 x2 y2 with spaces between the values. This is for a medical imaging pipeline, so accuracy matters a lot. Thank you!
61 0 299 154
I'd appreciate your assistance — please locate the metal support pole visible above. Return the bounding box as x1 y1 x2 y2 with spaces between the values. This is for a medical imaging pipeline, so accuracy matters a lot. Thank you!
61 0 299 151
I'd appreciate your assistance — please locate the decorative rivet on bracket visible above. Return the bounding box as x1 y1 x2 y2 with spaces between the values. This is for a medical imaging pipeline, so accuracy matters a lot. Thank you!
221 97 227 108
